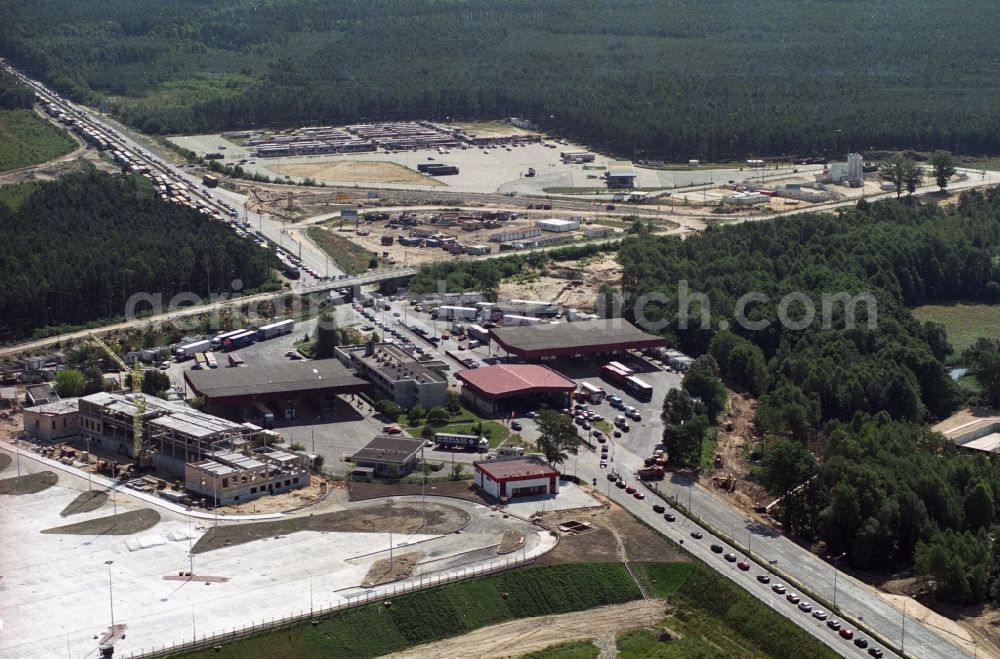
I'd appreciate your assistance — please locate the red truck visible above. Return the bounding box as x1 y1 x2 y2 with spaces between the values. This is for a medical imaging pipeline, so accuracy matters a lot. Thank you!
637 465 665 480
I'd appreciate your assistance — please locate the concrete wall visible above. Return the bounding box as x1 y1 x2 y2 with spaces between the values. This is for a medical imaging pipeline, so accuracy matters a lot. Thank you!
22 408 78 442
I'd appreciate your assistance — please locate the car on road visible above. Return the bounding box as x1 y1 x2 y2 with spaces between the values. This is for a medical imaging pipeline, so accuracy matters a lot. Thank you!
756 574 770 584
526 411 537 418
785 592 800 604
653 504 665 513
625 485 636 494
607 472 617 481
690 531 703 539
811 609 827 620
771 584 786 594
736 561 749 571
383 425 402 434
724 552 737 562
826 619 841 631
665 513 676 522
615 480 627 489
361 324 374 331
711 544 724 553
511 421 522 431
797 601 812 612
613 430 622 438
582 421 591 430
457 344 466 351
629 410 642 421
392 311 401 317
853 637 868 648
595 433 606 443
441 333 450 340
867 649 883 658
633 491 645 500
838 627 853 640
158 361 171 370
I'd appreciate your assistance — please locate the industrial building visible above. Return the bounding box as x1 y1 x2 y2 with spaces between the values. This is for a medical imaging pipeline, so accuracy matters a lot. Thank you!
605 162 637 188
350 435 424 479
456 364 576 417
25 383 59 406
474 456 560 499
935 414 1000 454
336 342 448 409
489 318 667 360
184 360 370 408
536 218 580 233
185 447 311 506
22 398 79 441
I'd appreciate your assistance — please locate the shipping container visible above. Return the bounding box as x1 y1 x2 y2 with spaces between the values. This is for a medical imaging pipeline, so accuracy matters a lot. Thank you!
227 353 245 367
257 319 295 341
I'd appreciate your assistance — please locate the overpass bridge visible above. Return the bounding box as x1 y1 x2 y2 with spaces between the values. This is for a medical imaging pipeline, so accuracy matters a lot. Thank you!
297 266 417 296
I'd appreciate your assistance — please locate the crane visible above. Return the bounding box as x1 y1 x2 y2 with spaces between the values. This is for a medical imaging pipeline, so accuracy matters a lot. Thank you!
90 334 149 469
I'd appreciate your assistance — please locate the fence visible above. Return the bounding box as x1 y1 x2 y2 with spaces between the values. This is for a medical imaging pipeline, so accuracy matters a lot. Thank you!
124 552 536 658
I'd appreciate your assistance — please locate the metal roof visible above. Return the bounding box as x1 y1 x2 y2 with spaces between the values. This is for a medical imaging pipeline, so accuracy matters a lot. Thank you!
456 364 576 399
185 360 370 402
474 456 559 480
352 435 424 465
490 319 666 358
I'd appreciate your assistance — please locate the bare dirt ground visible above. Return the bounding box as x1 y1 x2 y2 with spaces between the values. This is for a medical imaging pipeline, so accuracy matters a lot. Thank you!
214 474 326 515
348 479 496 505
192 501 470 554
361 551 423 587
497 529 525 554
452 121 534 138
498 253 623 312
0 470 58 495
41 508 161 535
536 498 687 566
0 148 116 187
269 161 445 187
699 390 772 517
384 599 667 659
60 490 108 516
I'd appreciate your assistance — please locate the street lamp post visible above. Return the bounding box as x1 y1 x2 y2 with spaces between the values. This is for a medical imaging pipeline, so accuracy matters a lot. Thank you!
386 498 395 570
105 560 115 630
186 506 194 575
828 552 847 609
85 436 92 492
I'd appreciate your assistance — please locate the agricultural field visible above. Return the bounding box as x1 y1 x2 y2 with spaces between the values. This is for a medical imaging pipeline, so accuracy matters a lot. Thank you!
912 303 1000 356
0 109 76 172
181 563 641 658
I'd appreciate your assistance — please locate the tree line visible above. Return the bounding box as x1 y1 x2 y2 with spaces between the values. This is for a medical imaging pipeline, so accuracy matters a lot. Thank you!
0 70 34 110
0 168 277 342
5 1 1000 160
618 191 1000 603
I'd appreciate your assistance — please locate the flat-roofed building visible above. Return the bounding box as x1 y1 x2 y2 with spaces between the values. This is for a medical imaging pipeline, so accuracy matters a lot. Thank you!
336 342 447 409
22 398 79 441
489 318 666 361
185 446 310 506
474 456 560 499
351 435 424 477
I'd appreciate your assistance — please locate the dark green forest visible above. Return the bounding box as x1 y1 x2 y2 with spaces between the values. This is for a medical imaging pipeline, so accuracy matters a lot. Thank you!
0 168 277 342
0 70 34 110
616 193 1000 601
4 1 1000 159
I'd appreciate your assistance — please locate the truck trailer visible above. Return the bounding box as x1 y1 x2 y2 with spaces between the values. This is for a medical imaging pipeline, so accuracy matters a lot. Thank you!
223 330 256 351
257 319 294 341
174 339 212 361
432 306 478 321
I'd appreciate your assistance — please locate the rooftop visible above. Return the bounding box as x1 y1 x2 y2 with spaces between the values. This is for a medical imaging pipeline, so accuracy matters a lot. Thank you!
357 343 445 385
184 360 370 402
25 397 79 416
607 161 636 178
475 456 560 480
456 364 576 398
352 435 424 465
490 318 666 358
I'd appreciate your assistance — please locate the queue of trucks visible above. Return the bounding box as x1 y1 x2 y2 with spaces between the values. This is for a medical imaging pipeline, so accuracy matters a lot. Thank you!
174 320 295 360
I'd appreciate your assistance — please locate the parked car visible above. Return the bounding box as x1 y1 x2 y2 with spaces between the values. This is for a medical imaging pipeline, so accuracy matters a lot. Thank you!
158 361 171 370
615 480 627 489
383 425 402 435
606 473 617 481
599 461 608 468
511 421 522 431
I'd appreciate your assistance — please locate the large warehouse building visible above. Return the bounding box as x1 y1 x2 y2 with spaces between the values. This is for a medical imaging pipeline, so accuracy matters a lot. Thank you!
184 360 370 407
474 456 560 499
489 318 666 361
456 364 576 417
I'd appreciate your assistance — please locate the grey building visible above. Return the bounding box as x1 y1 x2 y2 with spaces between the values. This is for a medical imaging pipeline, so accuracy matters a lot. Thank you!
336 342 447 410
351 435 424 477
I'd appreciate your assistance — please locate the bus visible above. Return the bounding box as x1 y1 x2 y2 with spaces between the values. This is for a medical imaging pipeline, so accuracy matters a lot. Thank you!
623 375 653 401
580 382 605 404
194 352 207 369
607 361 634 376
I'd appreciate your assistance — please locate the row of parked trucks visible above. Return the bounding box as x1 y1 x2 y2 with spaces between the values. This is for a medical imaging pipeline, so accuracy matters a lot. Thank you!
173 320 295 360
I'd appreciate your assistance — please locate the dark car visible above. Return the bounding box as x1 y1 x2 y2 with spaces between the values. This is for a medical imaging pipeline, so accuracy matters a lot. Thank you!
606 472 617 481
724 552 737 562
690 531 703 539
711 544 724 553
826 619 841 631
756 574 771 584
653 504 665 513
510 421 522 431
867 649 883 658
665 513 676 522
615 480 627 489
853 637 868 649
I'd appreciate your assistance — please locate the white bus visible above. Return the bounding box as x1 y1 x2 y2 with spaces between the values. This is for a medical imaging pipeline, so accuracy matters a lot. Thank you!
580 382 605 404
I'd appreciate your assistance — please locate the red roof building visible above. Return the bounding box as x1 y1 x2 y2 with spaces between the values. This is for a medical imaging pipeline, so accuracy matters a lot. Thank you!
474 456 560 499
455 364 576 417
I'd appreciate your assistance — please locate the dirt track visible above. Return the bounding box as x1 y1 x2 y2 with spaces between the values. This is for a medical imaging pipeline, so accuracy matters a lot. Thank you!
384 599 666 659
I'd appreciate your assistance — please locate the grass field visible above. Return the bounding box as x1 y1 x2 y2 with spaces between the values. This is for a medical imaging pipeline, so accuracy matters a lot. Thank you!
399 408 514 449
912 303 1000 357
182 563 641 658
524 640 600 659
0 471 58 495
632 563 839 659
0 180 42 210
0 110 76 172
41 509 160 535
306 226 376 275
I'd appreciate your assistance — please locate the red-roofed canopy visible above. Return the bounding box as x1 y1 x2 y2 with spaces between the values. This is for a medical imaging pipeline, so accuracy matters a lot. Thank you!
456 364 576 399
